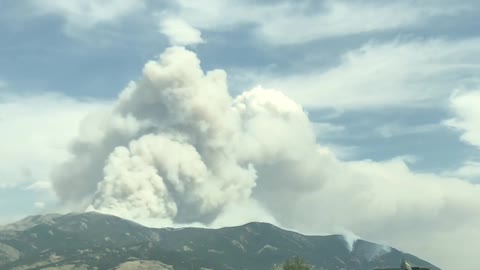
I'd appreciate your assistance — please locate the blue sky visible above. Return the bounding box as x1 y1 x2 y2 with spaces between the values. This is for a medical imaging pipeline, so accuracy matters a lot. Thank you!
1 1 480 270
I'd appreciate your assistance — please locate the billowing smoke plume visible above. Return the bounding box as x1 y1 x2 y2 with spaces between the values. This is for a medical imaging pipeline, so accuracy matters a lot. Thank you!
53 46 480 270
53 46 318 225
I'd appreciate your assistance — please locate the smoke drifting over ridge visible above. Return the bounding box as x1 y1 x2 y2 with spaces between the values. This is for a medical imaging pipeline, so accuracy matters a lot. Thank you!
52 46 480 270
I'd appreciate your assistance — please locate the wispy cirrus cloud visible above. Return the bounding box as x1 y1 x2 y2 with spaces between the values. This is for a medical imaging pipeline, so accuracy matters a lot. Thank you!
19 0 475 46
376 123 440 138
254 1 465 44
174 0 469 44
249 38 480 110
28 0 145 37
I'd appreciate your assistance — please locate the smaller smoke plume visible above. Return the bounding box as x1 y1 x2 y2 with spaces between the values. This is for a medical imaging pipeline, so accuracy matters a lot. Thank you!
342 231 360 252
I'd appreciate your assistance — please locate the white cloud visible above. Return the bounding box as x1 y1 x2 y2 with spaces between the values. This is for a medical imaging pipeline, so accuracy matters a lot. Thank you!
311 122 345 137
33 201 46 209
443 161 480 182
255 1 462 45
173 0 257 30
22 0 471 45
311 122 357 159
319 144 358 160
253 38 480 110
25 181 54 193
376 123 440 138
159 17 204 46
444 91 480 185
445 90 480 148
0 91 108 188
174 0 467 44
29 0 145 33
48 46 480 270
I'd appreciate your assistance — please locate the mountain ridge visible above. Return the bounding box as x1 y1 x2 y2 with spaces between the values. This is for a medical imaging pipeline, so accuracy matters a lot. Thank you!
0 212 440 270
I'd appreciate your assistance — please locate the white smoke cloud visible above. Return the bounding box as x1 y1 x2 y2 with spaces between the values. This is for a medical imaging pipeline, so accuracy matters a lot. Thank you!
52 46 480 270
342 230 360 252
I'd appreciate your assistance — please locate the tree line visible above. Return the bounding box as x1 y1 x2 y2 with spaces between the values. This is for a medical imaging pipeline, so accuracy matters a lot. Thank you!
273 256 313 270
